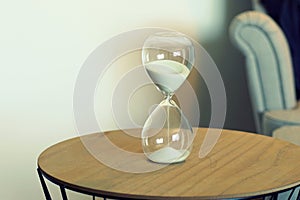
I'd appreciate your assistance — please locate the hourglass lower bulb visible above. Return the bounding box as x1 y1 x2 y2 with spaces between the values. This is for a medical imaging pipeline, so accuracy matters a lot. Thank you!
142 96 193 163
141 31 194 164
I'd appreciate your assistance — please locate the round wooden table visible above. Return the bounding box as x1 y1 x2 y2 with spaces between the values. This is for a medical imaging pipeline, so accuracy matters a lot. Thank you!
37 128 300 199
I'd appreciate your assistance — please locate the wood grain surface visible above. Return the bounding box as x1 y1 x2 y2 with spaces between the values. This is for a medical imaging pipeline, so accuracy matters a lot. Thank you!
38 128 300 199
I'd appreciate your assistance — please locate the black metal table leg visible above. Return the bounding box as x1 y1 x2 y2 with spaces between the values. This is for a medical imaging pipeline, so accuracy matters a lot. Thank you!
273 193 278 200
287 188 296 200
60 185 68 200
37 168 52 200
92 196 106 200
297 188 300 200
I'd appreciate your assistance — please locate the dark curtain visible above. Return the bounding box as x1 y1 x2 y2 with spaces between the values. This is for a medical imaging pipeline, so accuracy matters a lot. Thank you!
261 0 300 99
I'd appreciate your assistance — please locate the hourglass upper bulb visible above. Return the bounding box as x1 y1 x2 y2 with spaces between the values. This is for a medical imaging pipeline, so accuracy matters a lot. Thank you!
142 31 195 95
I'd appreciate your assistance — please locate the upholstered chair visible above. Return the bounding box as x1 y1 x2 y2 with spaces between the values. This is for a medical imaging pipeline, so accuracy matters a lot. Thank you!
229 11 300 136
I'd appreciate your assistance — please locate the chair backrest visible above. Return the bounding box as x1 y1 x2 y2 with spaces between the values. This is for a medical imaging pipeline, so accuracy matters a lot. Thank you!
229 11 296 133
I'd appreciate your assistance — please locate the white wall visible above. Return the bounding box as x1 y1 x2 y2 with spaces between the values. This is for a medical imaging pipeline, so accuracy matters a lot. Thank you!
0 0 252 199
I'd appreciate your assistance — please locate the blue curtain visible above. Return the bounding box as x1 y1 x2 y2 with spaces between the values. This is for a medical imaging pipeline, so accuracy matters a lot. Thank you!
261 0 300 99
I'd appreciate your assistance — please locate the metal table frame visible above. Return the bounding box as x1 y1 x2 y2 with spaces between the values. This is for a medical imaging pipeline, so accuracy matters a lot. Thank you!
37 167 300 200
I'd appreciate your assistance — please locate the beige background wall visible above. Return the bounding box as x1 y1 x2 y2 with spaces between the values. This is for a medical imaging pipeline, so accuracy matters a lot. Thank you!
0 0 252 199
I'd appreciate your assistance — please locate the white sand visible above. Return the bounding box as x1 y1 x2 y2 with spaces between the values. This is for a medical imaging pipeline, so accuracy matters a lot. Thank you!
147 146 190 163
145 60 190 93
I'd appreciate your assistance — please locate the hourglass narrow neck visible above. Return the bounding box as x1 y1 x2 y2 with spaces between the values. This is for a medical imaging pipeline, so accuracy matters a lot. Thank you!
164 93 173 102
161 94 178 107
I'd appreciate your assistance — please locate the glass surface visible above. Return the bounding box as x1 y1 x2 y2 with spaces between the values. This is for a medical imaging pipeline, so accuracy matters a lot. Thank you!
141 31 194 164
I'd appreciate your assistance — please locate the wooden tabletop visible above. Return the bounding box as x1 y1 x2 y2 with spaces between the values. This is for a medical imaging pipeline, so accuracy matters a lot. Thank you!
38 128 300 199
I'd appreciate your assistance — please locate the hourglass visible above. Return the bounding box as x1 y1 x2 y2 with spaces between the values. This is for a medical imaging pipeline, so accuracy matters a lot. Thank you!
141 31 195 164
